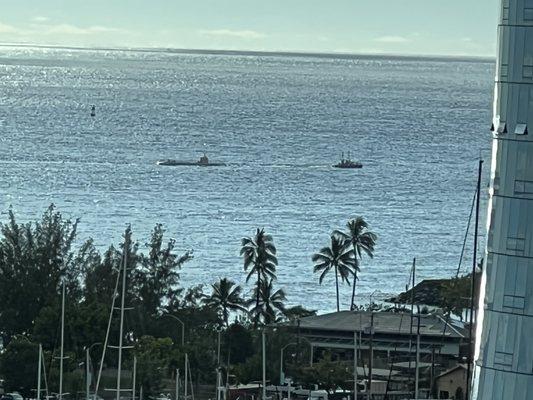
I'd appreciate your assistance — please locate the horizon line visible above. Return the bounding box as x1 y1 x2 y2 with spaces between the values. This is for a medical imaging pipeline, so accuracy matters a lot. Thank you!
0 42 495 63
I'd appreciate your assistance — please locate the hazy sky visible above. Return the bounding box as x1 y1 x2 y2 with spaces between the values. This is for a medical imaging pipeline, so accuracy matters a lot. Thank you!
0 0 499 56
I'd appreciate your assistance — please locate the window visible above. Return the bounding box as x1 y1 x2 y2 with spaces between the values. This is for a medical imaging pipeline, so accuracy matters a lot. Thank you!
494 351 514 370
514 180 533 194
515 123 528 135
507 237 526 252
503 294 526 311
497 122 507 134
525 8 533 21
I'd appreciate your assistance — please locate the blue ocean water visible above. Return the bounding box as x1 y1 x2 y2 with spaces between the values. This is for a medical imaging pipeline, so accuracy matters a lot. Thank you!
0 46 493 312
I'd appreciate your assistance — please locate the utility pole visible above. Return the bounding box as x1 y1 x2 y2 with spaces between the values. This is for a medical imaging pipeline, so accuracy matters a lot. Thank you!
415 305 421 400
132 356 137 400
466 158 483 400
368 312 374 399
262 330 266 400
184 354 188 400
176 369 180 400
353 331 358 400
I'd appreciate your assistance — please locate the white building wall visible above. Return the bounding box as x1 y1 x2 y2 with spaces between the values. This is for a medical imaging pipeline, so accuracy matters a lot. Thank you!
472 0 533 398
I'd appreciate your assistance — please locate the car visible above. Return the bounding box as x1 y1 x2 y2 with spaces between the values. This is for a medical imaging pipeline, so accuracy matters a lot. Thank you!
2 393 24 400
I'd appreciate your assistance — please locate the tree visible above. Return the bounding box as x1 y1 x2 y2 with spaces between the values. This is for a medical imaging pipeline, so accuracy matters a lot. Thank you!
134 224 193 315
312 235 355 312
283 305 317 321
0 205 84 344
0 336 39 397
334 217 377 310
203 278 248 326
240 229 278 327
224 323 255 364
248 279 286 325
440 275 472 320
134 336 174 396
290 352 351 394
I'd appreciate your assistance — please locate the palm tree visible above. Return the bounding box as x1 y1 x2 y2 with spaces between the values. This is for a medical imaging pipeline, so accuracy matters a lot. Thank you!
203 278 248 326
334 217 377 310
240 228 278 326
312 235 355 312
247 278 286 325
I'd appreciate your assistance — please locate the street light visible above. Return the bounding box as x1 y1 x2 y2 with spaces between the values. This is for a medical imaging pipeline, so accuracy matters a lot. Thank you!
85 342 102 400
279 337 313 385
160 313 186 346
279 342 296 385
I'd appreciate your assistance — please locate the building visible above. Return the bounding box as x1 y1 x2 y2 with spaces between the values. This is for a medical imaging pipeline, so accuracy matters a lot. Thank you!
472 0 533 397
293 311 466 364
435 364 467 399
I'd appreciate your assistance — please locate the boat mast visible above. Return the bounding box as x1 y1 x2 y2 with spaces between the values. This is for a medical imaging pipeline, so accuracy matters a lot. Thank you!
37 344 42 400
59 282 66 400
97 231 134 400
116 239 128 400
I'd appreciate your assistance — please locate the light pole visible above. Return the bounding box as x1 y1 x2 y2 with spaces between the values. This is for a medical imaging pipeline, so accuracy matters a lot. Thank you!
161 313 186 346
280 343 296 385
85 342 102 400
262 330 266 400
279 337 314 385
216 327 222 400
367 290 379 399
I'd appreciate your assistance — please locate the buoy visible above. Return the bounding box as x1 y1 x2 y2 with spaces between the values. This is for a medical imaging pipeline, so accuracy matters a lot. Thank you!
90 105 96 117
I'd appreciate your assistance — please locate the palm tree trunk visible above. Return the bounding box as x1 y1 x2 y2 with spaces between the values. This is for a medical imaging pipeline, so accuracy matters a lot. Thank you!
351 255 359 311
350 269 358 311
223 304 228 327
335 265 340 312
255 270 261 328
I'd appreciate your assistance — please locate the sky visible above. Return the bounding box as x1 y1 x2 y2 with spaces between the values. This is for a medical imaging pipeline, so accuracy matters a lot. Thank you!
0 0 500 57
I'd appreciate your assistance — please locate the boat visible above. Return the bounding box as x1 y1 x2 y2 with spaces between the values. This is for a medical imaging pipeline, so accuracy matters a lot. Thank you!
157 154 226 167
90 105 96 117
94 232 137 400
333 152 362 169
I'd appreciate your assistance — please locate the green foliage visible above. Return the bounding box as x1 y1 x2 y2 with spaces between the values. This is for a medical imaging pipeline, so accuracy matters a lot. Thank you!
0 206 321 398
134 224 193 316
312 235 355 312
224 323 255 364
283 306 317 321
440 274 472 319
334 217 377 310
203 278 248 326
247 279 286 325
134 336 174 396
0 337 39 397
289 352 351 393
0 205 82 343
241 228 278 327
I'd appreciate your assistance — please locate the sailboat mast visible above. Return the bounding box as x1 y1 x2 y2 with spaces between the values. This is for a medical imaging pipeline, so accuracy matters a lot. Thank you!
116 238 128 400
37 344 42 400
59 282 66 400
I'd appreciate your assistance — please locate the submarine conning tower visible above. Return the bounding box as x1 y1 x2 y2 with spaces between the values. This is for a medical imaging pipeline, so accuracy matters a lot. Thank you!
472 0 533 398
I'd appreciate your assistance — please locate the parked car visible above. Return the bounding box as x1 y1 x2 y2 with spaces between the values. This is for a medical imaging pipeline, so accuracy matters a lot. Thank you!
2 393 24 400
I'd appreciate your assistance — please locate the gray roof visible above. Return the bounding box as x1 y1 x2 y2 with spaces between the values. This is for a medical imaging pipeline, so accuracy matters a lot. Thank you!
296 310 465 338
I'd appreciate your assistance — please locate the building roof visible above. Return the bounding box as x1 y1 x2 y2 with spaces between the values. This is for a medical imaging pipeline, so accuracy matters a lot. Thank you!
436 364 467 380
295 310 465 338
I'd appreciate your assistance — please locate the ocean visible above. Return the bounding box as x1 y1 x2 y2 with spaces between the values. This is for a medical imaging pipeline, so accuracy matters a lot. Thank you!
0 46 494 312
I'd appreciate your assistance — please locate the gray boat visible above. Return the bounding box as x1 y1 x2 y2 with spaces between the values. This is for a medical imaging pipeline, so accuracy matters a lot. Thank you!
156 154 226 167
333 152 362 169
